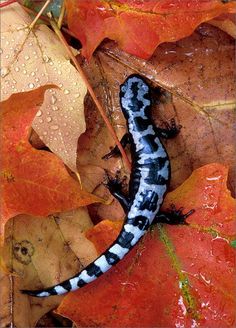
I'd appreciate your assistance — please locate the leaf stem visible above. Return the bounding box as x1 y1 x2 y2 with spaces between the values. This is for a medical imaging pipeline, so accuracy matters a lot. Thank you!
0 0 17 8
29 0 51 30
50 19 131 171
57 0 65 29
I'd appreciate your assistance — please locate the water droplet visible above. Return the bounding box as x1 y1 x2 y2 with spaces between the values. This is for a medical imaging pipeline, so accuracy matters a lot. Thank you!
35 78 40 82
64 89 70 95
23 70 27 74
43 54 50 62
5 40 9 45
74 93 80 98
31 72 36 77
50 95 57 104
25 55 30 60
73 82 77 86
15 67 20 72
46 116 52 123
50 125 59 130
52 105 59 111
28 83 35 89
5 54 9 59
43 131 47 136
36 110 42 117
38 118 43 123
12 79 16 84
1 67 9 77
59 83 63 88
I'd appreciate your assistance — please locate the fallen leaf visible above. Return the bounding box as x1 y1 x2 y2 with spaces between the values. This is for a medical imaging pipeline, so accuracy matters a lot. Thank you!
0 2 87 171
1 208 98 327
57 163 236 327
66 0 236 60
209 13 236 38
0 86 102 240
99 24 235 192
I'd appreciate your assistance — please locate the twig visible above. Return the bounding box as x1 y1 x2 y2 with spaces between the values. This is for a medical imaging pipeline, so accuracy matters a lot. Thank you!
57 0 65 29
50 19 131 171
29 0 51 30
0 0 17 8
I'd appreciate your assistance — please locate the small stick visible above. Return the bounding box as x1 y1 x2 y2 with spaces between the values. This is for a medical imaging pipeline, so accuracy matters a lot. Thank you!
50 19 131 171
0 0 16 8
57 0 65 29
29 0 51 30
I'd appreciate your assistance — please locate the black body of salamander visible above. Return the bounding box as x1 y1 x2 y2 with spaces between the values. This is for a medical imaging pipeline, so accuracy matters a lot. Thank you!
21 75 192 297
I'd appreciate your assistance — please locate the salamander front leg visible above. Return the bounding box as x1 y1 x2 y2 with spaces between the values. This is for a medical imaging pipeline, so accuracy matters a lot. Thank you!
104 172 130 212
153 204 195 225
156 118 181 139
102 133 130 160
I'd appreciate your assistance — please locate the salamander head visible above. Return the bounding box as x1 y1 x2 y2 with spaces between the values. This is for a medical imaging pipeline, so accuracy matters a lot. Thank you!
120 75 151 118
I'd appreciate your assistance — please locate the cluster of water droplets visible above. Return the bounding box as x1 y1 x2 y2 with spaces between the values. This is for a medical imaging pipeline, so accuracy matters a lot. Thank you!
0 20 87 170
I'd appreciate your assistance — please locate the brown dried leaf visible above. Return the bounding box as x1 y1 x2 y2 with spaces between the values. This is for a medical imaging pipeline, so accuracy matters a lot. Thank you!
98 24 235 191
0 3 87 171
1 209 97 327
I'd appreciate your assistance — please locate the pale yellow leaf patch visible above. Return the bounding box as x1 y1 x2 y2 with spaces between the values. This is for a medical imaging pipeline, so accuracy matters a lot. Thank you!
0 3 87 172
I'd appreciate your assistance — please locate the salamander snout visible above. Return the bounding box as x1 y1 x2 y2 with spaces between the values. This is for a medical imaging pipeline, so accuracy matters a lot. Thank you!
120 75 151 116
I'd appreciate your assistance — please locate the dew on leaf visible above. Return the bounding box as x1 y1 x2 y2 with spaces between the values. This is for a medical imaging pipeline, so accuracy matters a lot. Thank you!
50 124 59 130
23 70 27 74
74 93 80 98
14 67 20 72
58 70 62 75
52 105 59 111
50 95 57 104
24 55 30 60
31 72 36 77
36 110 42 117
43 54 50 62
64 89 70 95
28 83 35 89
1 67 9 77
46 116 52 123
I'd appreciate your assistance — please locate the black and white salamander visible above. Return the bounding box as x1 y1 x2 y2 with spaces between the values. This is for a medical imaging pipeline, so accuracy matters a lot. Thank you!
22 75 193 297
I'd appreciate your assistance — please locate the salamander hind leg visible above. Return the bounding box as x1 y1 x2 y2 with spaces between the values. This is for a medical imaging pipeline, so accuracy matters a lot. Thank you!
153 204 195 225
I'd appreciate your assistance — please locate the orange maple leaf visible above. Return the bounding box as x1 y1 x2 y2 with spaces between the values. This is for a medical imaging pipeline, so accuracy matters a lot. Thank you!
57 163 236 327
66 0 236 60
0 86 102 240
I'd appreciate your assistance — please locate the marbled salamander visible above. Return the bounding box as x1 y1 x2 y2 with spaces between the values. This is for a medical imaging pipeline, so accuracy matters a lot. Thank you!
22 75 191 297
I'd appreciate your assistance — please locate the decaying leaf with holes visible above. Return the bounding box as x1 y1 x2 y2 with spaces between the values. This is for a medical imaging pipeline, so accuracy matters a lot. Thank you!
1 208 98 327
0 86 103 242
0 2 87 171
57 163 236 327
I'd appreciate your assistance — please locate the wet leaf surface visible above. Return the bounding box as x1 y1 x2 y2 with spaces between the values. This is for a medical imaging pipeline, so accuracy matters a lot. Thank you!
0 2 87 171
57 163 236 327
66 0 236 60
0 86 102 240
